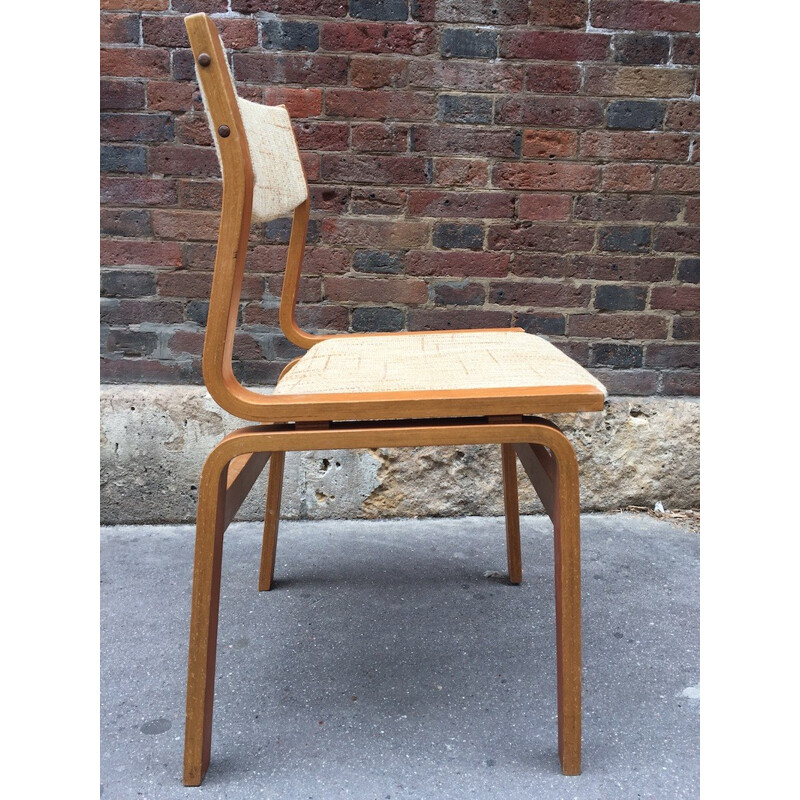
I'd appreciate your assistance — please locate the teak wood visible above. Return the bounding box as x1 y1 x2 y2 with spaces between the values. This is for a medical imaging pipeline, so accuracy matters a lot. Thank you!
182 11 599 787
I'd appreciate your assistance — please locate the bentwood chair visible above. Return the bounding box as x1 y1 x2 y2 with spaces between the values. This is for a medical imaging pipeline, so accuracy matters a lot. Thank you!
182 12 607 786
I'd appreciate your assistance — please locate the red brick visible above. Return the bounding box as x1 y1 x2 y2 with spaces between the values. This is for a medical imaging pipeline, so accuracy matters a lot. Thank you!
574 194 682 223
158 271 263 299
321 154 428 185
326 89 435 121
178 180 223 210
101 0 166 10
350 57 409 89
672 35 700 66
100 13 139 43
101 299 184 325
232 53 349 86
151 210 220 241
294 122 349 152
147 81 199 112
580 132 691 162
658 165 699 193
569 314 668 340
653 227 699 254
101 358 188 383
101 48 170 78
325 277 428 304
267 276 323 304
149 146 220 177
518 194 571 221
488 223 595 252
351 123 409 153
570 255 675 282
665 101 700 132
407 191 515 219
684 197 699 225
300 152 321 181
100 113 173 143
412 126 518 157
522 130 578 159
322 218 430 248
600 163 656 192
529 0 588 28
493 162 599 192
496 96 604 128
142 15 257 49
650 285 699 311
101 79 146 110
591 1 700 33
408 60 522 93
173 0 227 11
309 186 350 212
262 87 323 118
321 23 436 55
101 177 178 207
499 31 609 61
660 371 699 396
524 64 582 94
101 239 182 267
433 158 489 187
232 0 347 15
350 188 407 215
175 115 214 147
406 251 509 277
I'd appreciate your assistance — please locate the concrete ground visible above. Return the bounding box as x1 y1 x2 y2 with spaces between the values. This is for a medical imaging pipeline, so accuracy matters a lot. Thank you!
101 513 699 799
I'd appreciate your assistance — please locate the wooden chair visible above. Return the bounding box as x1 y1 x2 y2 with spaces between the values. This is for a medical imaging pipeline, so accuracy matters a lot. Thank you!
182 12 607 786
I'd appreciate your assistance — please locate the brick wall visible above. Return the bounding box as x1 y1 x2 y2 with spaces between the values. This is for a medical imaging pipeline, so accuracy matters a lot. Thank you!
100 1 700 396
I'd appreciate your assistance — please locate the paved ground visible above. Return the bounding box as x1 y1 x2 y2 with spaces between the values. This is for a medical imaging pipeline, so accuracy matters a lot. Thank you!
101 513 699 799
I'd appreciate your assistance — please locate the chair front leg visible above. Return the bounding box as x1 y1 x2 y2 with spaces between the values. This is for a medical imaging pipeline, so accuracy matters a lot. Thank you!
500 443 522 584
259 450 286 591
550 436 582 776
184 452 229 787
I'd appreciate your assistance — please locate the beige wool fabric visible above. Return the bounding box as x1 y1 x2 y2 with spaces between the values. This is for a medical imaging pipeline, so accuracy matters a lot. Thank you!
195 54 308 223
274 331 608 396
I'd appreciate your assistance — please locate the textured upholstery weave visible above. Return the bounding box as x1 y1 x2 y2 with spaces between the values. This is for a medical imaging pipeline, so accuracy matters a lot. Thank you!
194 54 308 223
274 331 607 396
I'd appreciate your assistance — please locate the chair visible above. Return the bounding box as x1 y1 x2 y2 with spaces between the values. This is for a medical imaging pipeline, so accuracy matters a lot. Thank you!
181 12 607 786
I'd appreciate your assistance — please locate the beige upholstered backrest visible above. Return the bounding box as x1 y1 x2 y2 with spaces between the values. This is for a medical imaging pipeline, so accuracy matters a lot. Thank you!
194 53 308 223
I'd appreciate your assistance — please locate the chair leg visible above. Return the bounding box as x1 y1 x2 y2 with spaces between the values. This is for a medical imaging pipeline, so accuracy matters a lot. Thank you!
258 451 285 592
183 452 229 787
501 443 522 584
551 439 582 776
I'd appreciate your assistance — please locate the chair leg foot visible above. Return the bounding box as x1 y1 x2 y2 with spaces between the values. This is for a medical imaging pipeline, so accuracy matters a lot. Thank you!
551 438 582 776
184 452 228 787
501 443 522 585
259 451 285 592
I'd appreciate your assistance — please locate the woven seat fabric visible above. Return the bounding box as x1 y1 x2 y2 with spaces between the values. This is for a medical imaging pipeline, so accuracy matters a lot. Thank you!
274 331 607 397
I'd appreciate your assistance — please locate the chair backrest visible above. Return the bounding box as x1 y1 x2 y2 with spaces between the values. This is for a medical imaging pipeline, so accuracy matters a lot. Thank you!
184 13 324 418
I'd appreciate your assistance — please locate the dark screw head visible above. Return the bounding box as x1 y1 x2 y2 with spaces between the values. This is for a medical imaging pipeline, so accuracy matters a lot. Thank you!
218 125 231 138
197 53 211 67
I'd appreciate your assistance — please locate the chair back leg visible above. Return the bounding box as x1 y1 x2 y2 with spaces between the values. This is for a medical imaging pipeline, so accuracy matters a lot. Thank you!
259 451 286 591
501 443 523 584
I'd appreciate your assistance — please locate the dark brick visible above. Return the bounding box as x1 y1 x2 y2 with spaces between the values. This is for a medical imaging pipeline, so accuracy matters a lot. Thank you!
101 270 157 298
353 251 405 274
264 217 321 244
645 343 700 369
100 112 174 142
517 312 566 336
441 28 497 59
592 343 643 369
433 280 485 306
437 94 492 125
101 209 152 238
101 79 145 111
613 34 669 65
105 329 159 357
352 306 404 331
595 284 647 311
408 308 511 330
672 315 699 341
593 369 658 396
101 299 184 326
607 101 665 131
101 145 147 174
262 20 319 51
433 222 484 250
350 0 408 21
677 258 700 283
599 226 651 253
661 370 699 397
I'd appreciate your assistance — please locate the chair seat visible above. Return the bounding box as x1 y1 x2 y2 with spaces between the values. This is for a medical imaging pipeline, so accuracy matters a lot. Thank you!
274 329 607 400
